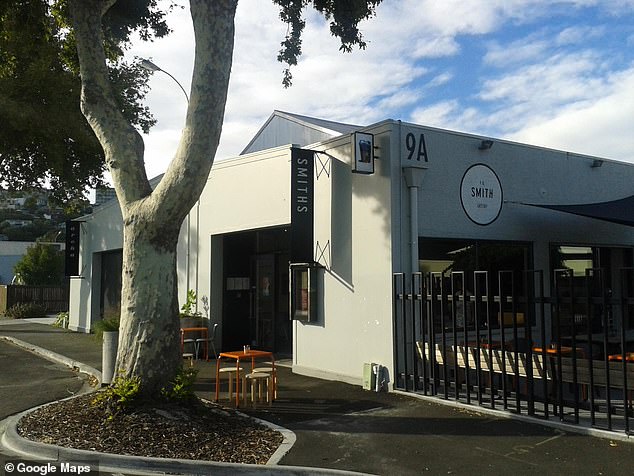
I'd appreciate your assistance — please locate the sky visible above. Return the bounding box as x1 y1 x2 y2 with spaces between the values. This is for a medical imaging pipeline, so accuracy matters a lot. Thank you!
126 0 634 180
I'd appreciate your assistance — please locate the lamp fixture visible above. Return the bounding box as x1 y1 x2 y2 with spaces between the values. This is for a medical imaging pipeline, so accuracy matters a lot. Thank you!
139 57 189 103
478 139 494 150
139 58 160 72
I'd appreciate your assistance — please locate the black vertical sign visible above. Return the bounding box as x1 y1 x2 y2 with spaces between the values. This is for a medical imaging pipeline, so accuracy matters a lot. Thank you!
290 148 314 263
65 221 81 276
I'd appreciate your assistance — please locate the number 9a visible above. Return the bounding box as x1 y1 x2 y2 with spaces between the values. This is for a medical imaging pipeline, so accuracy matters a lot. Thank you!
405 132 428 162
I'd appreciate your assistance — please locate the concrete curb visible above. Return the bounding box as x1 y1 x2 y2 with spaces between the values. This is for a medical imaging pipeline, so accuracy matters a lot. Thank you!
0 335 370 475
231 408 297 466
1 406 366 475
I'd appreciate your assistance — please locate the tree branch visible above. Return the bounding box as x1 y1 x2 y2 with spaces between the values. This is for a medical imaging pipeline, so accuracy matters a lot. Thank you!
150 0 237 222
70 0 151 209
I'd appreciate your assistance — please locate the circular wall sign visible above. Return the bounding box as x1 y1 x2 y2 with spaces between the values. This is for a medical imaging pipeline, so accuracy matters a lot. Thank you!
460 164 503 225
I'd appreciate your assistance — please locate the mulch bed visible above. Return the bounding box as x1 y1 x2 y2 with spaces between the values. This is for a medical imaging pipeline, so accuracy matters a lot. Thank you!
17 393 283 464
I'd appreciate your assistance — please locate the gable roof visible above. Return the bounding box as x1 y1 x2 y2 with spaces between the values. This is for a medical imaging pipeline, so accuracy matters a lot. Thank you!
241 110 360 155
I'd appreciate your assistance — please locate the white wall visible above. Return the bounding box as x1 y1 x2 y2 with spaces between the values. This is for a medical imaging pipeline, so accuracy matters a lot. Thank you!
291 125 396 385
393 123 634 281
404 124 634 248
184 135 397 386
68 201 124 332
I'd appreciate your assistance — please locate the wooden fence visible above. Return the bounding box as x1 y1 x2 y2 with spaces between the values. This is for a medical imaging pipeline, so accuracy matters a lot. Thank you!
0 285 69 314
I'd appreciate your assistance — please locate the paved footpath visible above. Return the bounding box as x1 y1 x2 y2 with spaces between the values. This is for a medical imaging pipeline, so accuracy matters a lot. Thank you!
1 319 634 475
0 336 90 471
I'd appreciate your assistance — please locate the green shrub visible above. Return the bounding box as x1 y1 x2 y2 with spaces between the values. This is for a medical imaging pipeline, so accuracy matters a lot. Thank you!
161 367 199 401
92 373 141 419
92 307 120 341
12 243 64 285
4 302 47 319
92 317 120 341
52 311 69 328
180 289 202 318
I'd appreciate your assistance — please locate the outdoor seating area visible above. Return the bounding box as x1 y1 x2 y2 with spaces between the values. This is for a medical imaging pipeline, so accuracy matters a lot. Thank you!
394 269 634 436
180 324 216 361
214 348 277 407
178 321 278 407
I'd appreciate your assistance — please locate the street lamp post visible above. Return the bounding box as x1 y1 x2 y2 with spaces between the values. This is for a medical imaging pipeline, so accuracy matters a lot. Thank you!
140 58 190 103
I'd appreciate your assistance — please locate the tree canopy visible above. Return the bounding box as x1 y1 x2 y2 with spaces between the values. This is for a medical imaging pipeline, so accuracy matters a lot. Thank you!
13 242 65 285
0 0 163 201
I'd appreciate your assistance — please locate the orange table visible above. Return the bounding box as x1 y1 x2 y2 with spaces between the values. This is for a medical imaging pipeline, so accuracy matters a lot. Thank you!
180 327 208 360
533 345 577 355
215 349 275 407
608 353 634 362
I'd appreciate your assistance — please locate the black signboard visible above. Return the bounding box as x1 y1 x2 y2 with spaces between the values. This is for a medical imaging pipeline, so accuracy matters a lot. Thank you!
290 148 314 263
290 264 318 322
65 221 81 276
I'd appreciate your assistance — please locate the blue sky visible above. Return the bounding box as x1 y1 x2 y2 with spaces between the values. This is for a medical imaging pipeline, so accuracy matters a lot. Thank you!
127 0 634 179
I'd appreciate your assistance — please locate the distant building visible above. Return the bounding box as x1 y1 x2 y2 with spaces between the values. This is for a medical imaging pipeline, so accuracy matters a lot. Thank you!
94 188 116 207
3 219 32 227
0 190 49 210
0 241 64 284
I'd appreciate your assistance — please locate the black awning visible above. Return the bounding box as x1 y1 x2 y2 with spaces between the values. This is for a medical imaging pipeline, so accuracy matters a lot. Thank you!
527 194 634 227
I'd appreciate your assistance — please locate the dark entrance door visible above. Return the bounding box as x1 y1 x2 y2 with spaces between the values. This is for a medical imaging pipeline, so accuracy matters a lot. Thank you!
221 228 291 353
254 254 275 350
99 249 122 318
252 252 292 354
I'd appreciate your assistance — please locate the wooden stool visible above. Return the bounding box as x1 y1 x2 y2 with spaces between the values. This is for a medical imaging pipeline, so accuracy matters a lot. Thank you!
252 366 277 399
217 367 243 401
243 372 272 404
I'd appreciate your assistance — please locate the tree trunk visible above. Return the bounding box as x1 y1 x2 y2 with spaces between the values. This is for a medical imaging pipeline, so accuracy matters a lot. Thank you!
115 217 182 394
70 0 238 398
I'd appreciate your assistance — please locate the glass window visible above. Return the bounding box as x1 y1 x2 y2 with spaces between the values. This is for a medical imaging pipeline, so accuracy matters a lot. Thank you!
420 239 532 331
550 245 634 336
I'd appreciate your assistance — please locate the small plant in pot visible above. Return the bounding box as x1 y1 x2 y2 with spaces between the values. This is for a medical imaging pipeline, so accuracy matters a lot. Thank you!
179 290 205 329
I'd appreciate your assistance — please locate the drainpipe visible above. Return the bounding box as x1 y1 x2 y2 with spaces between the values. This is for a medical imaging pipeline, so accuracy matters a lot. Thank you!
186 213 190 295
403 167 427 273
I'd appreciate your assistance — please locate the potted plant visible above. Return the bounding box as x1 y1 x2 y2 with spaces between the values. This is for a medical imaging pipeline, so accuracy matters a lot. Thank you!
179 290 205 329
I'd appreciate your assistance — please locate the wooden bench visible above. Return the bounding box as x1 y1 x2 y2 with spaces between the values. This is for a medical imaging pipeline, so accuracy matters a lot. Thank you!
416 341 634 393
417 341 549 380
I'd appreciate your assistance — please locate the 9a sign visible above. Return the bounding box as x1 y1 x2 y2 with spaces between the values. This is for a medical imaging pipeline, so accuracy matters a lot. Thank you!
405 132 428 162
401 127 429 169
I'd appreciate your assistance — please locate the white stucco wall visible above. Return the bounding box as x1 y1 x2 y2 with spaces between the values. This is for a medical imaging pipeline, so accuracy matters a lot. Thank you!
185 135 397 386
189 146 292 348
392 123 634 276
68 201 124 332
289 126 395 385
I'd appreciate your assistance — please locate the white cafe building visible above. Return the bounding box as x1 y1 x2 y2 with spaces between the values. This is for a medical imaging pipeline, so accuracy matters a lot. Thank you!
68 110 634 392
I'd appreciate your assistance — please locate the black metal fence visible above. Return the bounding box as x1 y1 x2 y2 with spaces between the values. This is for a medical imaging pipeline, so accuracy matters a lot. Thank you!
393 269 634 435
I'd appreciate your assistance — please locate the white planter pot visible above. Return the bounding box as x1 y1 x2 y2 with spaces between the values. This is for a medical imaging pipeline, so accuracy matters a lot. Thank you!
102 330 119 386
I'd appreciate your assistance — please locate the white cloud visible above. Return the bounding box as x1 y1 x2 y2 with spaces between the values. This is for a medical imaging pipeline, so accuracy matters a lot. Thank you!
509 66 634 161
126 0 634 180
